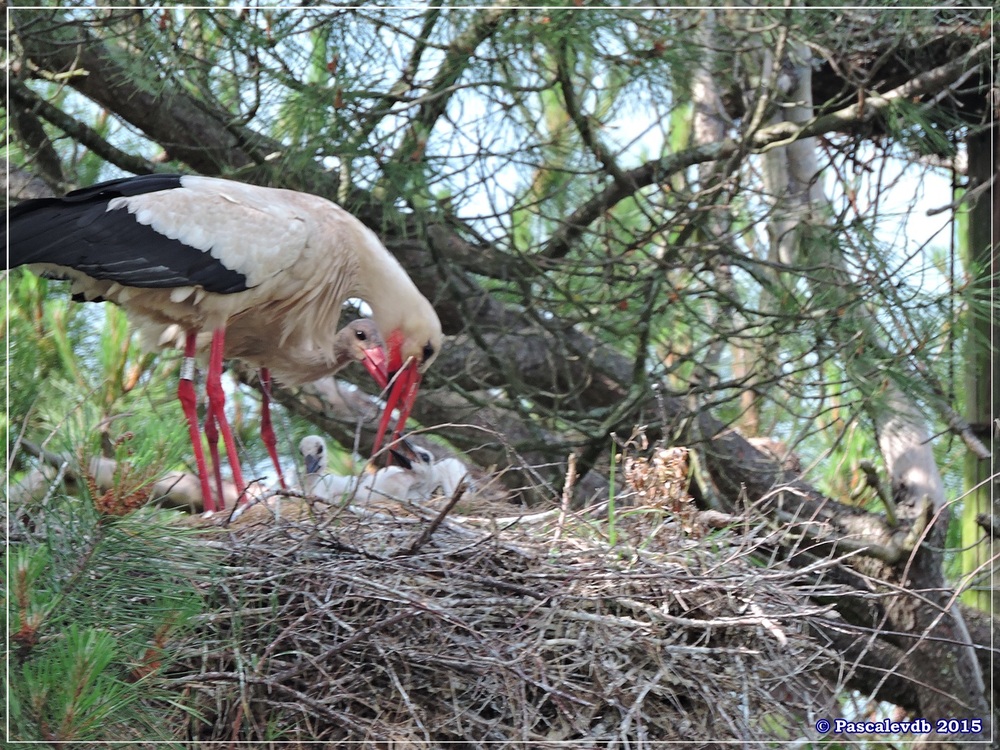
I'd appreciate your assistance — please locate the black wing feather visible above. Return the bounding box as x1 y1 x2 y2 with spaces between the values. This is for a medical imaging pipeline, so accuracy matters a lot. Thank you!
4 174 248 294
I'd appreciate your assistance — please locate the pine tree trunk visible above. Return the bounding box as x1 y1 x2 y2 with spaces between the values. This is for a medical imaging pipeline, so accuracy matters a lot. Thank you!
961 126 999 613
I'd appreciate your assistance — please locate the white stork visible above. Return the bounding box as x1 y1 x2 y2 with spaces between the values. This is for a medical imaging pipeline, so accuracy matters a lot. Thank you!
5 174 443 512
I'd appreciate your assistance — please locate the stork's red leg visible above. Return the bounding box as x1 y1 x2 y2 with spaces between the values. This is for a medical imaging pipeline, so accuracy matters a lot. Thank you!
389 375 420 447
206 328 248 503
258 368 287 490
178 332 217 512
203 411 226 508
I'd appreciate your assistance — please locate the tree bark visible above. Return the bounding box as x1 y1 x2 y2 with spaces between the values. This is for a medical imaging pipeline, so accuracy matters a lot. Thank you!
961 126 998 614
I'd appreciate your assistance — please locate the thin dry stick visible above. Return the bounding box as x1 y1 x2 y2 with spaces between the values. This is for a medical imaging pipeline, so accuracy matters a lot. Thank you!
551 452 577 549
395 484 467 557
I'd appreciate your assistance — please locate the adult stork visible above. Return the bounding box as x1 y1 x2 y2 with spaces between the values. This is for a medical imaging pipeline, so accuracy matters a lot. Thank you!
5 174 443 511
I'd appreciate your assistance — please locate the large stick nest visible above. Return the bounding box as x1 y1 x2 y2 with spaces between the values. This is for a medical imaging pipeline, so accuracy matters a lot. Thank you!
176 482 841 746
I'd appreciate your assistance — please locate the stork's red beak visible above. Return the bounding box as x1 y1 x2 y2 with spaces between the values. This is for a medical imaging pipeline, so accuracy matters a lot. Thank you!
372 359 422 458
362 345 389 389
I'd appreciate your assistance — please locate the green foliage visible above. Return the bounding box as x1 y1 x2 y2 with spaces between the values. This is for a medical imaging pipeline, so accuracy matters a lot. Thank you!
6 270 195 478
5 493 214 742
5 266 221 742
20 625 136 742
883 97 960 159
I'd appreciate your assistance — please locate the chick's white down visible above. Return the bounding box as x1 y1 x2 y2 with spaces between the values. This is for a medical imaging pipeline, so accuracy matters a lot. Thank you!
298 435 473 504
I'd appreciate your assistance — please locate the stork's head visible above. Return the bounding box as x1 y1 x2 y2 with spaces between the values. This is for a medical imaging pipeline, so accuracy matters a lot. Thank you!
371 303 443 457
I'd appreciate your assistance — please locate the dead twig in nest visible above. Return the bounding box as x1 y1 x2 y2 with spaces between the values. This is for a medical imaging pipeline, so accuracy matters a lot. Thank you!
395 483 467 557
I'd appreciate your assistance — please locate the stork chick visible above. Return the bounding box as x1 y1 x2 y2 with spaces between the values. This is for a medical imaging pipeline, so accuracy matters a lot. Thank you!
299 434 424 503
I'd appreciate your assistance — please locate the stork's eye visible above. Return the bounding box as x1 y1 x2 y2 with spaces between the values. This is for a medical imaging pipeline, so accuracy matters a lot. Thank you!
422 342 435 361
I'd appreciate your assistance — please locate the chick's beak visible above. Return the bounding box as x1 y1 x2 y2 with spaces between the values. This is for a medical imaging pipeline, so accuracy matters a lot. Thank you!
389 436 420 469
304 453 323 475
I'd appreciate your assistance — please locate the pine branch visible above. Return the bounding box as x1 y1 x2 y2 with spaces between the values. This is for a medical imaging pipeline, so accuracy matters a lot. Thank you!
8 82 158 178
347 1 447 151
384 3 511 172
554 40 633 192
2 158 55 200
2 85 65 188
975 513 1000 540
12 8 267 175
540 39 990 262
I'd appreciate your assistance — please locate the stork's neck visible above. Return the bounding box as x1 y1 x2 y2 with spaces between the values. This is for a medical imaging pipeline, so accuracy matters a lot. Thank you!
352 226 430 351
